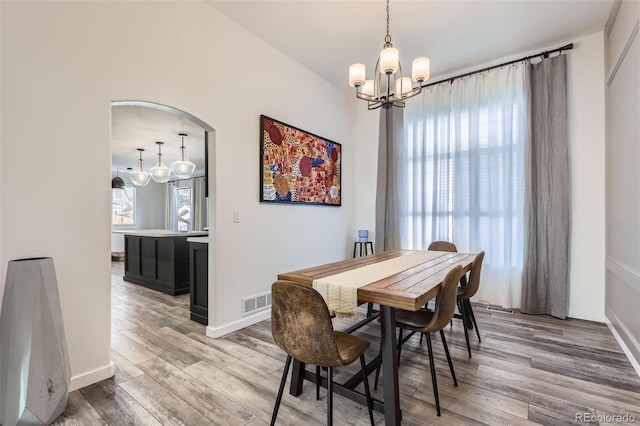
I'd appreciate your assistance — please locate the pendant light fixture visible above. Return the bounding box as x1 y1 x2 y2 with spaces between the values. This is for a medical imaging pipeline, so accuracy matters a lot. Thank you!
129 148 151 186
149 141 172 183
348 0 430 109
111 168 125 189
171 133 196 179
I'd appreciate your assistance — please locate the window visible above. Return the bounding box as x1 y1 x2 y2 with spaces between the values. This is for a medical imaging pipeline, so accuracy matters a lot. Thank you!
400 66 526 308
112 187 135 225
175 187 192 232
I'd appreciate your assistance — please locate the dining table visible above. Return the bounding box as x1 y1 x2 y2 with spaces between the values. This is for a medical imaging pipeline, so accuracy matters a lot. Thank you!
277 249 475 425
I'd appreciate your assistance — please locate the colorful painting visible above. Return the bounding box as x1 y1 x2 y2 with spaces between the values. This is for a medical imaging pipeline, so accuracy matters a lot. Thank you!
260 115 341 206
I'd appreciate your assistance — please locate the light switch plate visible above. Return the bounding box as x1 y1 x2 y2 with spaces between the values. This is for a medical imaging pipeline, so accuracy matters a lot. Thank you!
233 210 240 223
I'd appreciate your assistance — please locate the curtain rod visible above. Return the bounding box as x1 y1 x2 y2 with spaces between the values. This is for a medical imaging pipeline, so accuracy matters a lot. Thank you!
168 175 205 184
421 43 574 89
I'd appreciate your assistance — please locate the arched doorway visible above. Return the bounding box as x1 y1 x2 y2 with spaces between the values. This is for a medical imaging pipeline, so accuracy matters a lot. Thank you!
109 100 216 338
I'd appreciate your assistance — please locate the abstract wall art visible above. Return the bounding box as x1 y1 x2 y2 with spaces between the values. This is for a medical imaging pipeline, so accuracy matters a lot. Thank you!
260 115 341 206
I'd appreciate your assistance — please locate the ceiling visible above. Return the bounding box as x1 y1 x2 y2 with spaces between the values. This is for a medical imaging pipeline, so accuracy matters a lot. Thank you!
204 0 613 89
111 1 612 173
111 105 207 178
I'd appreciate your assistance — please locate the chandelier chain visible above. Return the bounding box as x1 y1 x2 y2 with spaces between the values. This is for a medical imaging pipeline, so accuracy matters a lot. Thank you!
385 0 391 43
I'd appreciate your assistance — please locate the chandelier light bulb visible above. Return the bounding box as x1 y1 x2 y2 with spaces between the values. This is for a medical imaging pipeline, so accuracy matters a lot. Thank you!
349 63 366 87
395 77 413 98
362 80 376 98
380 47 399 75
412 57 430 82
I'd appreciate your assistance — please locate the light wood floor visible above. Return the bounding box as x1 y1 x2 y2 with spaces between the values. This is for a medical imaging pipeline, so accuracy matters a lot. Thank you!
53 262 640 425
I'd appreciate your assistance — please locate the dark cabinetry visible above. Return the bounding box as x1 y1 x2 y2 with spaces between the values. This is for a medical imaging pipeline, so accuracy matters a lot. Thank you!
189 241 208 325
124 235 191 295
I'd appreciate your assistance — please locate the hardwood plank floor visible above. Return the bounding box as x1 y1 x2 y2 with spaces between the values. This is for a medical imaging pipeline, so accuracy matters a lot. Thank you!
55 262 640 425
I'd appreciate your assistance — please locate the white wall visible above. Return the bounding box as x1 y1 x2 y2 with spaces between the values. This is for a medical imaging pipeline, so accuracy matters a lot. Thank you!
604 0 640 368
133 182 166 230
351 103 380 245
567 31 606 321
351 33 607 321
1 1 354 390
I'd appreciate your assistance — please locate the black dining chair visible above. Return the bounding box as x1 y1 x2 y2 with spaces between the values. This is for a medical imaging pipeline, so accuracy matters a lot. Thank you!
270 280 375 426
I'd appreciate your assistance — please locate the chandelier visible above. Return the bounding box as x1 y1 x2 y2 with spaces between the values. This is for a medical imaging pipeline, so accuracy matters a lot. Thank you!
348 0 430 109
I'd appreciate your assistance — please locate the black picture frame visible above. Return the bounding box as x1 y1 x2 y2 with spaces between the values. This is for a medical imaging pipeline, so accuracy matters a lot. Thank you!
259 115 342 206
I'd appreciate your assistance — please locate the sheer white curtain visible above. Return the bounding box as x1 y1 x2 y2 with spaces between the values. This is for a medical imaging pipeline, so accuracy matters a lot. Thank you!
402 65 526 308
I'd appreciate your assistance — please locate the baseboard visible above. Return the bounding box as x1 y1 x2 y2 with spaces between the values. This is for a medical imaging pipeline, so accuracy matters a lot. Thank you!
69 362 115 391
206 309 271 338
605 309 640 378
567 309 605 323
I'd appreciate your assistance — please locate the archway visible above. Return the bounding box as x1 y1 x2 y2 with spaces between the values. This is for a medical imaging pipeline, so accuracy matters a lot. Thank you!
109 100 216 338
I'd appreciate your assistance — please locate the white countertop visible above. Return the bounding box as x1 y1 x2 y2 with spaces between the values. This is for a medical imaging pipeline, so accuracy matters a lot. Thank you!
113 229 208 238
187 237 209 243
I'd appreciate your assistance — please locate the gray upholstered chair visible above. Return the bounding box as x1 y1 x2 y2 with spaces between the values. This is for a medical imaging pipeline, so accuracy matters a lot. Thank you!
422 240 466 343
427 240 458 252
455 251 485 357
427 240 467 287
270 280 374 426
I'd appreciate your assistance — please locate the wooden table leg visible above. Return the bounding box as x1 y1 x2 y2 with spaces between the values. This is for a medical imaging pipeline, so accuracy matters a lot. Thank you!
290 359 305 396
380 305 401 425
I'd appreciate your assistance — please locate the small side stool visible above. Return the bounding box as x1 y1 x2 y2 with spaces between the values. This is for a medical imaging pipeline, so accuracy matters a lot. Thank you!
353 241 374 258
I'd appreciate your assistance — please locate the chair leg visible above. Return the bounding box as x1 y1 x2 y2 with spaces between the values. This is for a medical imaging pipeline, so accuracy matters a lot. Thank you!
270 355 292 426
440 330 457 386
316 365 321 400
374 345 382 390
360 355 375 426
460 300 472 358
469 301 481 342
367 302 374 317
397 328 404 365
327 366 333 426
425 332 441 416
420 332 423 345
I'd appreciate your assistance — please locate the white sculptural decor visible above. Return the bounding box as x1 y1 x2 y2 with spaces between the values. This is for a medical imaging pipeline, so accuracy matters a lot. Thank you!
0 257 71 425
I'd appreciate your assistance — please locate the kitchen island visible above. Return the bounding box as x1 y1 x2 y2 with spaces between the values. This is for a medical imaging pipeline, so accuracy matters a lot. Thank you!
116 230 208 295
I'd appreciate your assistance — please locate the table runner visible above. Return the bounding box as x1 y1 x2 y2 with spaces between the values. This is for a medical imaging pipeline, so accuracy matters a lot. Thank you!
312 250 445 319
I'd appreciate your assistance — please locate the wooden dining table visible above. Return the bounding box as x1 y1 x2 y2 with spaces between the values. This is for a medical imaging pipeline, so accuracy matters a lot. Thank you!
277 249 475 425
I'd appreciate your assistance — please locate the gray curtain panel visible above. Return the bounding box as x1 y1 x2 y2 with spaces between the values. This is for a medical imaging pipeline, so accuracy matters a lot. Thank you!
375 107 404 253
521 55 571 319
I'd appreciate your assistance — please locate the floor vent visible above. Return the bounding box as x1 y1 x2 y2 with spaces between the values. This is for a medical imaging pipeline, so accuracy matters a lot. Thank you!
486 305 514 314
242 292 272 316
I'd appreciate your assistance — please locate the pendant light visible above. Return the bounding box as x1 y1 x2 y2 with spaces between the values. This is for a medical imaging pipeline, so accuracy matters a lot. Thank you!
149 141 172 183
111 168 125 189
129 148 151 186
171 133 196 179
